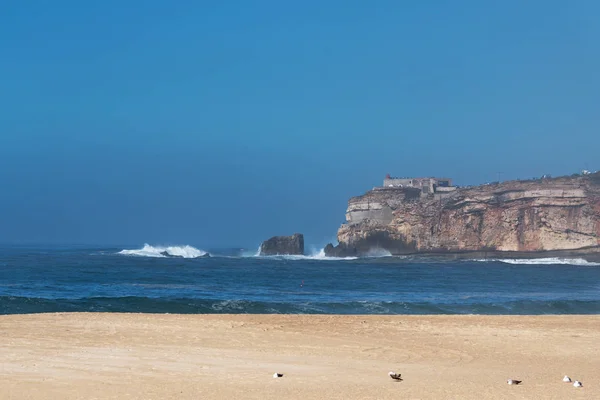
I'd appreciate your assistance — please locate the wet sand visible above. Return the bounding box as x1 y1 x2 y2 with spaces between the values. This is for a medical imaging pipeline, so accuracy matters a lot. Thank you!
1 313 598 399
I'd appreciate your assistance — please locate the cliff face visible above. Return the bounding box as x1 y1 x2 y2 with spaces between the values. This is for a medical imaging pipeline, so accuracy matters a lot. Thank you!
326 174 600 257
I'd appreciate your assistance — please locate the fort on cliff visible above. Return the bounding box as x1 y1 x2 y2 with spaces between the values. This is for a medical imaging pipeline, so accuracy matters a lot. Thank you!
347 175 458 225
383 174 455 195
325 172 600 260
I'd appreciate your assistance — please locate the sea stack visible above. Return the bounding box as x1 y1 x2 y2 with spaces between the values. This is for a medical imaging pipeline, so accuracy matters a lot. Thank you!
259 233 304 256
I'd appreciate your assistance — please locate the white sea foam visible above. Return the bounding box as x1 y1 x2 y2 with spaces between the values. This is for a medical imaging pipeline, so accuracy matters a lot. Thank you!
118 244 208 259
253 246 402 261
477 257 600 266
363 248 392 258
287 248 358 261
254 247 358 261
251 240 396 261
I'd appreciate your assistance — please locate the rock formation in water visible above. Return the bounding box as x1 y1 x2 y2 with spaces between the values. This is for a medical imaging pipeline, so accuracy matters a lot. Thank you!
260 233 305 256
325 173 600 259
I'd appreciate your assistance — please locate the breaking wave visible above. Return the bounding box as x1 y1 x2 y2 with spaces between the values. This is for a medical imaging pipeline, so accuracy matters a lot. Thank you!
255 248 358 261
363 248 392 258
477 257 600 266
278 249 358 261
118 244 208 259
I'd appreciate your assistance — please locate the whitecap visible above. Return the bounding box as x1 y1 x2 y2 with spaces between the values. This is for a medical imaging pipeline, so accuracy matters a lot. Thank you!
476 257 600 266
254 248 358 261
363 248 393 258
283 249 359 261
118 244 208 259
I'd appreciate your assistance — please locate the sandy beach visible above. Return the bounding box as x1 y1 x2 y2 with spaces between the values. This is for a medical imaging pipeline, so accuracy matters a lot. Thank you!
0 313 598 399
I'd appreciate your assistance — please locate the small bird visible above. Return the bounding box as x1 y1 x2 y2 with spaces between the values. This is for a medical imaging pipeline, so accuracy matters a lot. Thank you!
573 381 583 388
507 379 522 385
563 376 571 383
273 373 283 378
389 371 402 381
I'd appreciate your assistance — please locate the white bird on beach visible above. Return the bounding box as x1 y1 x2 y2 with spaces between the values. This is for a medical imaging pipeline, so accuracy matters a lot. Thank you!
273 373 283 378
388 371 402 381
563 375 571 383
507 379 522 385
573 381 583 388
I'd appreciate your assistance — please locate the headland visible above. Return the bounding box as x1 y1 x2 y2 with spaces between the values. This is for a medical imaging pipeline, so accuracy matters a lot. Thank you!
325 172 600 260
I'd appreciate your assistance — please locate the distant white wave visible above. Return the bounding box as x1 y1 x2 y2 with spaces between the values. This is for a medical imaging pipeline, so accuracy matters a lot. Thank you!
254 248 358 261
283 248 358 261
363 248 392 258
251 246 400 261
477 257 600 266
118 244 208 259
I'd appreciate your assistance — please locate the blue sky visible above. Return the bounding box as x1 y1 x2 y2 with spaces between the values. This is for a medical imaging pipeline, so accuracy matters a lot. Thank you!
0 1 598 247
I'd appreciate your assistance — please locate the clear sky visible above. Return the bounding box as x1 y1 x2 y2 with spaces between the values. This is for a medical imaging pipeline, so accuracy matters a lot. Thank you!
0 1 598 248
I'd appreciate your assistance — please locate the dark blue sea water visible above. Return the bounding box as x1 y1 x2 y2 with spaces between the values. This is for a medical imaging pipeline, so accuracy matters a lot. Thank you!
1 244 600 315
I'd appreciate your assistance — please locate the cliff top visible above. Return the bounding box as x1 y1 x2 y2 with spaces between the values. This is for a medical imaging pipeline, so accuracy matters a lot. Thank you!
352 173 600 204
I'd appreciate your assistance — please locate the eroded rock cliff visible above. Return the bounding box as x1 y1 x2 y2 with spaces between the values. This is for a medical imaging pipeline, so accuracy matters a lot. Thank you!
325 174 600 258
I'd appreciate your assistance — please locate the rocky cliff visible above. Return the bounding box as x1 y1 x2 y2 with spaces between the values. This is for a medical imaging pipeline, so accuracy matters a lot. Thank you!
325 173 600 258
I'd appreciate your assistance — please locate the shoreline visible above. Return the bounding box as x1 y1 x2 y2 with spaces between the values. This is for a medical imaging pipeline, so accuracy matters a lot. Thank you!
1 313 598 399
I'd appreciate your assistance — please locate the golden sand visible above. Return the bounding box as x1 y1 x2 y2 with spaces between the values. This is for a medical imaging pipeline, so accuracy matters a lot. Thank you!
1 313 598 399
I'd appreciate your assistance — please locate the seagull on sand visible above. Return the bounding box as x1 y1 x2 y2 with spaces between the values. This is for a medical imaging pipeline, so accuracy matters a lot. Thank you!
507 379 522 385
573 381 583 388
563 376 571 383
389 371 402 381
273 373 283 378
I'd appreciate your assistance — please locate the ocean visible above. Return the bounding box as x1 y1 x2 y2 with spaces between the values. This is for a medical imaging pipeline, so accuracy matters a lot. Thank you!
1 244 600 315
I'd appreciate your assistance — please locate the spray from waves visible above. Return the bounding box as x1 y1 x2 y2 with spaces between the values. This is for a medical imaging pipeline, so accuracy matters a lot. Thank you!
304 246 394 260
476 257 600 266
251 244 396 261
363 248 392 258
278 248 358 261
249 236 390 261
118 244 208 259
250 246 357 261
